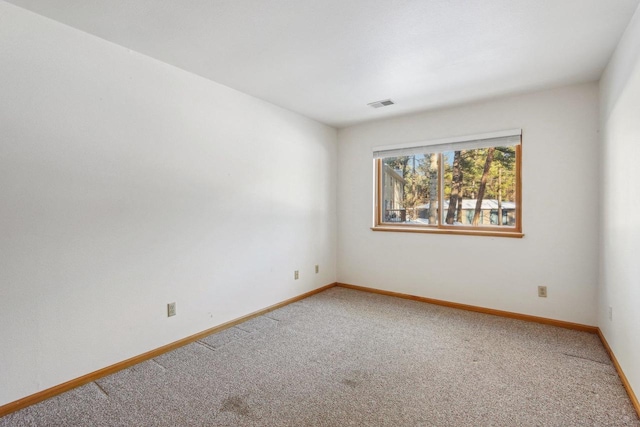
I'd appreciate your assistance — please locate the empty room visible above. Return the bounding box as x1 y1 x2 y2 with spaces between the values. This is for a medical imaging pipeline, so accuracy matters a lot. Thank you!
1 0 639 425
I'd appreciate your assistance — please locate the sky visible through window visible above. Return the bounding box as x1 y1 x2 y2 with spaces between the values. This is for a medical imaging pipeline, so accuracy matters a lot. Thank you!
381 146 516 227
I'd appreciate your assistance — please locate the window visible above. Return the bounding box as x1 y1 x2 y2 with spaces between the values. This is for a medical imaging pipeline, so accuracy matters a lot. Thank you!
373 130 522 237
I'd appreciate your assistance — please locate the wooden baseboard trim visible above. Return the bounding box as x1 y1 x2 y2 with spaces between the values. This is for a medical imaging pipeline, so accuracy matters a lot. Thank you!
8 282 637 421
337 283 638 420
0 282 337 418
597 328 640 419
336 283 598 333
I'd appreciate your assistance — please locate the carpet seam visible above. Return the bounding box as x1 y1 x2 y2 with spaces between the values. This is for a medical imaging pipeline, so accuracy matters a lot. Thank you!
336 282 639 421
0 282 337 417
93 381 109 397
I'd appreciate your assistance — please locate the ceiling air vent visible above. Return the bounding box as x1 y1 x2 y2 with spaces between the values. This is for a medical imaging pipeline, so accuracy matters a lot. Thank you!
367 99 395 108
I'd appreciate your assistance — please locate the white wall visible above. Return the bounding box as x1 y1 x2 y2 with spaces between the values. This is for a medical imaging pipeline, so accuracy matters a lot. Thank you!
0 2 337 406
599 4 640 402
337 83 600 325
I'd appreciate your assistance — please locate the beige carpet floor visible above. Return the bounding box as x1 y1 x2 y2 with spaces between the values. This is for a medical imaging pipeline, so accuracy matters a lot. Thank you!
2 287 638 426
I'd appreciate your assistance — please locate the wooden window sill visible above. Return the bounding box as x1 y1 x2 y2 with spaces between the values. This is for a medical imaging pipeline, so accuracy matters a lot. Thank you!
371 225 524 238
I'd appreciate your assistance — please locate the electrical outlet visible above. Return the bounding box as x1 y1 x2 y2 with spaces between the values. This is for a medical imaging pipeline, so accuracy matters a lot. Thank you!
608 306 613 320
315 264 319 274
294 270 299 280
167 302 176 317
538 286 547 298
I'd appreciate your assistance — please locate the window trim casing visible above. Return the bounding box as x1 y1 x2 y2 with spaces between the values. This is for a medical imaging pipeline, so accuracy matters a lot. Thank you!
373 143 523 238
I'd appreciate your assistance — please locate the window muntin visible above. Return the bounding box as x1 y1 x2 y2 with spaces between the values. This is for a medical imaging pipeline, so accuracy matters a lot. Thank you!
374 131 522 237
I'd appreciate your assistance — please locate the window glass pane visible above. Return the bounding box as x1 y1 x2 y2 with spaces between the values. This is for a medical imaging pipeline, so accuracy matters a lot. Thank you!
441 146 517 227
381 154 439 225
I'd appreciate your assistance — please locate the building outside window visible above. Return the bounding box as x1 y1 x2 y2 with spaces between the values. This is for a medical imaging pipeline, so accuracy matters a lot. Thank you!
373 129 522 237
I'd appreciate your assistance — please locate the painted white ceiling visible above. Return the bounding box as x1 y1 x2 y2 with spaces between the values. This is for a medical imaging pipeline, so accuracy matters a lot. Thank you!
6 0 639 128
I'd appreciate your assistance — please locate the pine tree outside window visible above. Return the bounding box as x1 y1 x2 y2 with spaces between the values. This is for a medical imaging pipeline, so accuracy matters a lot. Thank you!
373 130 523 238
